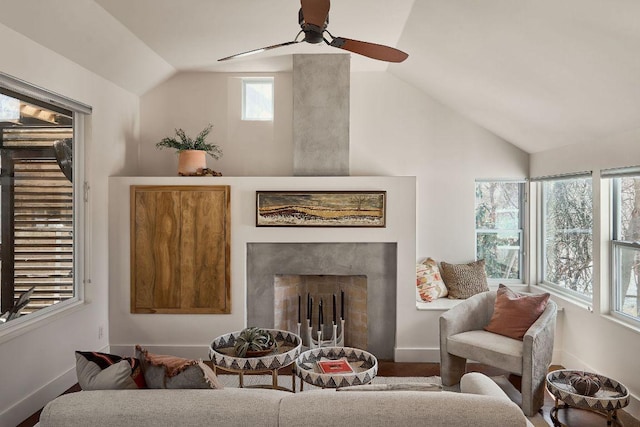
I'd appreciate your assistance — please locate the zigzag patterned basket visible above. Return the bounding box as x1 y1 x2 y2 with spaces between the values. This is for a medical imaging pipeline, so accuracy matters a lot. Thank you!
294 346 378 388
546 369 629 412
209 329 302 372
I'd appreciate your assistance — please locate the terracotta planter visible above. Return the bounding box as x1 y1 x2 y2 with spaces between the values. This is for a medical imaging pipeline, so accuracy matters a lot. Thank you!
177 150 206 175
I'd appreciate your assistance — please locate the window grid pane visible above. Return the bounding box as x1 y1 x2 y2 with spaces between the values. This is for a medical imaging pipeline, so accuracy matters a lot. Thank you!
541 178 593 299
613 243 640 323
476 230 522 279
611 175 640 326
475 181 524 280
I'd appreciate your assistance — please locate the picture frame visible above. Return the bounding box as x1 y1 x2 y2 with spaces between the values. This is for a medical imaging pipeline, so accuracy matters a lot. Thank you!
256 191 386 227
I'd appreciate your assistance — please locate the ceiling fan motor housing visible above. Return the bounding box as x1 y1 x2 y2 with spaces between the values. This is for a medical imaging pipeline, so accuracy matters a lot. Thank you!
302 24 325 44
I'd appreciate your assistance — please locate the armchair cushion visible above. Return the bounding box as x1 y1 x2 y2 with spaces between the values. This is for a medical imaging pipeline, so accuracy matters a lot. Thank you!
447 330 523 374
484 284 550 340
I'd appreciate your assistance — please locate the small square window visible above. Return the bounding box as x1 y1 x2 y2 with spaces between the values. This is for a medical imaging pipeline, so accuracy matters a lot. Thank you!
242 78 274 121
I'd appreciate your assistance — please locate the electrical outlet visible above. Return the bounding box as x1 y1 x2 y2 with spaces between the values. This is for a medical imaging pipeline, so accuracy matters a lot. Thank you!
98 325 104 340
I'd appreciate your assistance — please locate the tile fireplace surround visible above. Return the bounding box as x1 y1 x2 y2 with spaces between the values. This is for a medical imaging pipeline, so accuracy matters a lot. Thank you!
247 242 396 359
108 176 416 362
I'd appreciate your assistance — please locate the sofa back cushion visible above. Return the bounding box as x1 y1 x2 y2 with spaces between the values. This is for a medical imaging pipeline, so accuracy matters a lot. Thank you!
279 389 527 427
39 389 287 427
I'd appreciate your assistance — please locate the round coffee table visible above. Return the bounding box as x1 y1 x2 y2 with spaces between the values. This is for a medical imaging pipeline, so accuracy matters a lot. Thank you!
294 346 378 391
209 329 302 392
546 369 630 426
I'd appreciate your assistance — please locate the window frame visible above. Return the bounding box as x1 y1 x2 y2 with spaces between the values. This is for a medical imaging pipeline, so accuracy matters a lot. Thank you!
474 180 526 283
607 170 640 328
0 72 91 341
536 172 594 302
241 77 274 121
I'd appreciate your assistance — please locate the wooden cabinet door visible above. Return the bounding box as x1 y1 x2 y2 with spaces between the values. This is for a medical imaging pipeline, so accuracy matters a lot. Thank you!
130 185 230 314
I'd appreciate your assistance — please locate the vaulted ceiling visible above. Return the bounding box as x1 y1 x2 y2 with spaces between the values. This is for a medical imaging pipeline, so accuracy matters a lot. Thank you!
2 0 639 154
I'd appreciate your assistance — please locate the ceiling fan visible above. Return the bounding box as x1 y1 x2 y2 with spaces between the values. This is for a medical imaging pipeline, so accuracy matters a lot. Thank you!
219 0 408 63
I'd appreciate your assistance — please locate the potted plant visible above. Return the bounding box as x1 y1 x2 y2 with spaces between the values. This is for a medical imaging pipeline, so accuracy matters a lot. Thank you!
155 124 223 175
233 327 277 358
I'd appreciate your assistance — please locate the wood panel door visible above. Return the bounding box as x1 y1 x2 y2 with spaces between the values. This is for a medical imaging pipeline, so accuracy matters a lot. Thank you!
130 185 230 314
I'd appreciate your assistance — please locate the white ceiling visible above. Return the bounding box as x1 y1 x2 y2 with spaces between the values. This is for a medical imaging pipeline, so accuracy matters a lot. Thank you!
2 0 639 153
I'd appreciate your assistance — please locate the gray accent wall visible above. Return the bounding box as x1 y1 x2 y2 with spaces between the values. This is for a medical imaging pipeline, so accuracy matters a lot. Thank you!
246 242 397 359
293 54 350 176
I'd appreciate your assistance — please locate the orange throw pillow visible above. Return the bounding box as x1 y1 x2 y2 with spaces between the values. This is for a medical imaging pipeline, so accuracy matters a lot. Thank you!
484 284 550 340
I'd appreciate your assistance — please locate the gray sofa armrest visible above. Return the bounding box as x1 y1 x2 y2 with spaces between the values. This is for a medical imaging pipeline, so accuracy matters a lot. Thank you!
461 373 535 427
460 372 511 401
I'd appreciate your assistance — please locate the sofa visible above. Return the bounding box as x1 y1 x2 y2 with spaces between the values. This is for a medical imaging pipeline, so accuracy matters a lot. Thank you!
38 372 533 426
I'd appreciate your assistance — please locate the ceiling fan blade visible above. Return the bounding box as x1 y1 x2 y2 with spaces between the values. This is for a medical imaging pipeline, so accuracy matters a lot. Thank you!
218 40 299 61
300 0 330 28
329 37 408 63
53 138 72 182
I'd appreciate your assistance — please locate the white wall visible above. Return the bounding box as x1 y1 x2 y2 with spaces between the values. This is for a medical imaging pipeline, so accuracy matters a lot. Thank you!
0 23 138 426
108 176 416 361
0 42 529 424
139 72 293 177
141 69 528 263
530 128 640 419
350 72 529 262
349 72 529 361
134 69 528 363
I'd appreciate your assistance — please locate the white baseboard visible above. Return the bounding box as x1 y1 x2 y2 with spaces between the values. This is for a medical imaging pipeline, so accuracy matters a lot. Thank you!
0 344 108 427
396 344 563 365
394 347 440 362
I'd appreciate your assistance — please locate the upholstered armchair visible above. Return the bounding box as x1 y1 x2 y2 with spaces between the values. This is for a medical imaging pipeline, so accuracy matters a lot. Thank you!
439 290 557 417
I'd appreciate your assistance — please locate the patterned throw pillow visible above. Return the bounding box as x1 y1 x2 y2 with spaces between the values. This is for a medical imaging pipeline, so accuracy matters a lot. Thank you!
440 259 489 299
75 351 146 390
416 258 448 302
135 345 223 389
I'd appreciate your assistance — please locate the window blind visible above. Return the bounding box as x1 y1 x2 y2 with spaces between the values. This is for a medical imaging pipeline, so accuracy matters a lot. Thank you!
530 171 592 182
601 166 640 179
3 127 74 314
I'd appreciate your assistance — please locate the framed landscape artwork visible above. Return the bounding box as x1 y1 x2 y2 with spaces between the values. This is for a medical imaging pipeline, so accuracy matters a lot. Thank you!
256 191 386 227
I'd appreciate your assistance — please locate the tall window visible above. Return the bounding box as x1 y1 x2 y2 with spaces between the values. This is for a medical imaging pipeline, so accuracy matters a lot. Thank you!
475 181 525 281
539 175 593 299
0 73 89 327
242 77 274 121
606 168 640 326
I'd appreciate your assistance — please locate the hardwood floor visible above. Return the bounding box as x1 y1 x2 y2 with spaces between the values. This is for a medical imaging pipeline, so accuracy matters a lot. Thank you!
18 362 639 427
